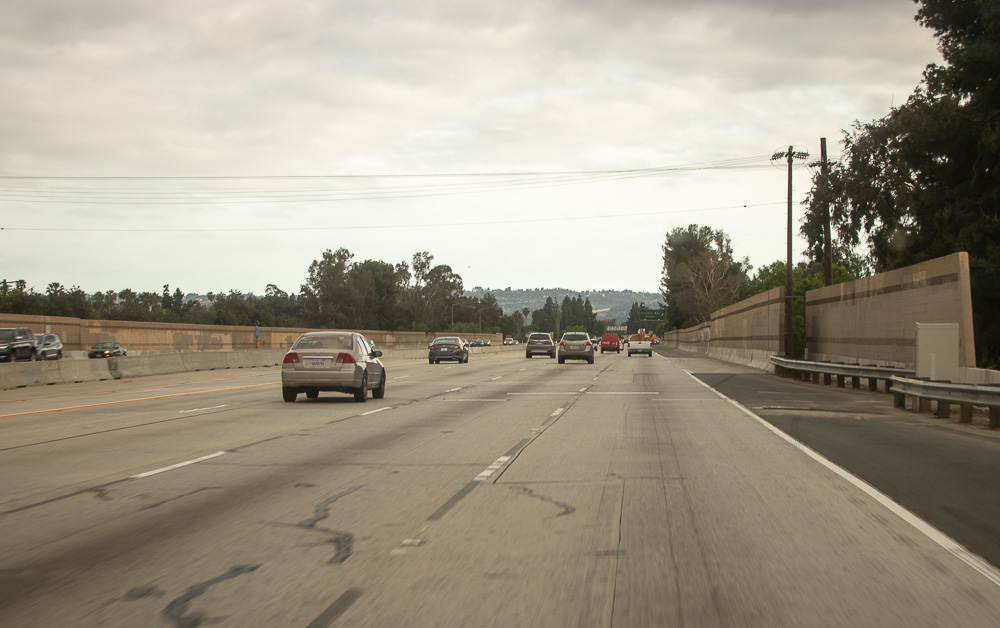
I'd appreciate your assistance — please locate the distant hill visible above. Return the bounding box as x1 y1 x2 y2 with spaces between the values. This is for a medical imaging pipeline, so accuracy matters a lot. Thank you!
467 287 662 323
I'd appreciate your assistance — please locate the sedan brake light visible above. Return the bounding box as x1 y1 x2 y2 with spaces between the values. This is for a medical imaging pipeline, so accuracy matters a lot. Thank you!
336 352 356 364
584 341 591 346
283 352 300 364
559 341 566 346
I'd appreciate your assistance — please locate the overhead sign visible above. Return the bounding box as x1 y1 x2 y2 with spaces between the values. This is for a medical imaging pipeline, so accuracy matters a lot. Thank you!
638 309 665 321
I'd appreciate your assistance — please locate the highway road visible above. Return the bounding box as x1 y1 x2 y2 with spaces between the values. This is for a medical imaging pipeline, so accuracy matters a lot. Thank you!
2 349 1000 627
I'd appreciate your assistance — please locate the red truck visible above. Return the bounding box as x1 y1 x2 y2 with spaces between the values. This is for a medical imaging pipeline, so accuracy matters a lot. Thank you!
600 333 621 353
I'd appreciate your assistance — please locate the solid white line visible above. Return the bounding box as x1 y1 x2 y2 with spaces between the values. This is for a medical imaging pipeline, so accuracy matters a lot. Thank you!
442 398 506 402
395 375 410 380
686 372 1000 590
131 451 227 479
491 376 503 381
579 388 588 392
445 387 463 393
549 408 565 418
474 455 511 482
652 398 727 402
179 405 228 413
361 407 393 415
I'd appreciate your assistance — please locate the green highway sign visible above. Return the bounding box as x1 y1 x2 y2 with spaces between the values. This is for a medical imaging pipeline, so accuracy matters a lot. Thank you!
638 308 665 321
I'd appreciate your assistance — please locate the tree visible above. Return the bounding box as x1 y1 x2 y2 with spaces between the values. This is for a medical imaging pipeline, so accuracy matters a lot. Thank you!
301 248 355 328
661 225 749 329
801 0 1000 366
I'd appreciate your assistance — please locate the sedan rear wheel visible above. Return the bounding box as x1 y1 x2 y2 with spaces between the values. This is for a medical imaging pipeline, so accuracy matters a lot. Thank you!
282 387 298 402
354 373 368 403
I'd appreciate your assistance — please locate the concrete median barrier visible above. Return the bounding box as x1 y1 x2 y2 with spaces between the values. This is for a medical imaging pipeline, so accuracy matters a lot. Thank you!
0 346 515 390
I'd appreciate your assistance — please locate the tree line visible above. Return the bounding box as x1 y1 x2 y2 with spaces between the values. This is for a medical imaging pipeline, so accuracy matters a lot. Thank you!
658 0 998 367
1 247 622 341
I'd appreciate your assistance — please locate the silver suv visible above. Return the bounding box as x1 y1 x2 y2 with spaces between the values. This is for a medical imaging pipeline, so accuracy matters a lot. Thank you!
525 332 556 358
558 332 595 364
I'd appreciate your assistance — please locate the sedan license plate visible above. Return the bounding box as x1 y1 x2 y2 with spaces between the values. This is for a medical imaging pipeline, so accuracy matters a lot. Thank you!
310 359 327 368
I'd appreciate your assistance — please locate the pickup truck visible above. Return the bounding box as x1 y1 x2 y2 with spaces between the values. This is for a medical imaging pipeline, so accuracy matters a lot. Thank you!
626 333 653 357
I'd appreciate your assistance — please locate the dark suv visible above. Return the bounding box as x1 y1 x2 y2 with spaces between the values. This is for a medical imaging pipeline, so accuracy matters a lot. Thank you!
0 327 38 362
525 332 556 358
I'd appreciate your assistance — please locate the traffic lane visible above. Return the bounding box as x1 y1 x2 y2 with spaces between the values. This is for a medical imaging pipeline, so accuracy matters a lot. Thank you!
0 356 538 509
0 358 605 626
319 354 1000 626
696 369 1000 570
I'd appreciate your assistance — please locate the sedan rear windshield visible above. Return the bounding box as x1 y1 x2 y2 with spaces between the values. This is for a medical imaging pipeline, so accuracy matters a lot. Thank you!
563 333 589 341
294 335 353 350
93 342 117 349
432 337 461 345
528 334 551 341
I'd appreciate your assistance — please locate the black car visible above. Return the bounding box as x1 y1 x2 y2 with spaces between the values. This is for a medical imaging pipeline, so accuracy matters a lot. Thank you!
0 327 38 362
88 341 127 358
34 333 64 360
428 336 468 364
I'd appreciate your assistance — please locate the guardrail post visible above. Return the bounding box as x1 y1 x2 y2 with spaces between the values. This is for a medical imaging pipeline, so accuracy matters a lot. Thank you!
989 407 999 430
959 404 973 424
823 373 832 386
936 400 951 419
893 389 906 408
868 378 878 392
919 398 932 413
851 376 861 390
836 375 846 388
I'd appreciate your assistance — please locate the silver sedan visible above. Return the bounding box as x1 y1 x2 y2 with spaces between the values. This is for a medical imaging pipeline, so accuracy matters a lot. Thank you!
281 331 385 402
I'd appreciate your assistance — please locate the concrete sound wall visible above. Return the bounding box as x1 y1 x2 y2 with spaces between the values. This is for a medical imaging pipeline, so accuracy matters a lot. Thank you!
663 322 712 355
804 253 976 369
708 287 785 370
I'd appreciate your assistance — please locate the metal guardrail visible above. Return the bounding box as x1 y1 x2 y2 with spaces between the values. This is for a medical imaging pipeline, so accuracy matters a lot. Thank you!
890 376 1000 428
768 356 999 429
769 356 914 392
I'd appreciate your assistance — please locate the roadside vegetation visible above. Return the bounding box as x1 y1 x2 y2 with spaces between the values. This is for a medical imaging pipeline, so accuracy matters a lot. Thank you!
657 1 999 367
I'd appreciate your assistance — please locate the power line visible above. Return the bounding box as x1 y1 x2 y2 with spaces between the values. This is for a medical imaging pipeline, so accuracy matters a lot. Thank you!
1 202 784 233
0 156 775 205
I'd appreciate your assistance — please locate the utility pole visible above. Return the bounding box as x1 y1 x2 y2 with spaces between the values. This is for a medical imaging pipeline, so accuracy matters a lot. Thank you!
821 137 833 286
771 146 809 357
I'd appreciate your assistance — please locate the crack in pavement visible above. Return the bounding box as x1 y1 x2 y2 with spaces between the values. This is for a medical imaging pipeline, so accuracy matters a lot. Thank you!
510 486 576 517
295 486 362 565
162 564 260 628
140 487 220 511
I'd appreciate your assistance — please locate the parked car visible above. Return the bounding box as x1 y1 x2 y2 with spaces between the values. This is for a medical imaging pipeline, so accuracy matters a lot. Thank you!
429 336 469 364
88 342 127 358
558 332 595 364
281 331 385 402
600 333 621 353
0 327 38 362
34 333 64 360
525 332 556 358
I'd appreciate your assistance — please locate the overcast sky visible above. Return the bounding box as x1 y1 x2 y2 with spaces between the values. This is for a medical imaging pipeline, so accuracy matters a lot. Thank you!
1 0 941 297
